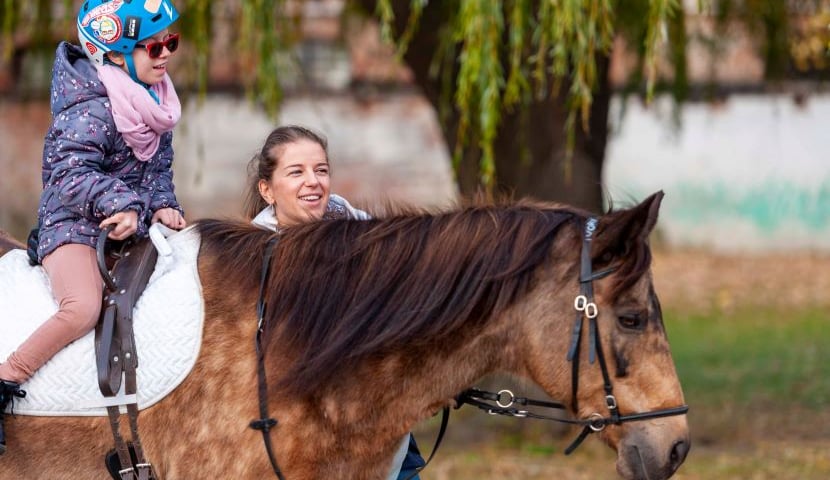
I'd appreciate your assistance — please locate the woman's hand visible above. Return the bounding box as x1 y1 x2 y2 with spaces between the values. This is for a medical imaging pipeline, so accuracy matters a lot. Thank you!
152 207 187 230
100 210 139 240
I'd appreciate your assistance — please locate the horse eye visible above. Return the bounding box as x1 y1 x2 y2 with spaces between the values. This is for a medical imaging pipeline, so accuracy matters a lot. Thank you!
618 314 645 330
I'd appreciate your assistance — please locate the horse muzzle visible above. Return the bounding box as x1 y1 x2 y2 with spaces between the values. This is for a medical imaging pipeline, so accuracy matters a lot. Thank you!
615 419 690 480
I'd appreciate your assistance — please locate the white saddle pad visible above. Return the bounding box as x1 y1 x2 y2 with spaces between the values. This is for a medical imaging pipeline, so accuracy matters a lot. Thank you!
0 227 203 416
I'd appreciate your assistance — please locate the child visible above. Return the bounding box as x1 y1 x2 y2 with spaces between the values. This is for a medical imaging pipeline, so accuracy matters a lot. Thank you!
0 0 186 455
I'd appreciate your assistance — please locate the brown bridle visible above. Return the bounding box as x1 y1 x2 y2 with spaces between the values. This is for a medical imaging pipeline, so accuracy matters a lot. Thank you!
457 217 688 454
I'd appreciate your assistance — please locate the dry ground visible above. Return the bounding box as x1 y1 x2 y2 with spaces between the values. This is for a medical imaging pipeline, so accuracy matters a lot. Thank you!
651 248 830 312
425 439 830 480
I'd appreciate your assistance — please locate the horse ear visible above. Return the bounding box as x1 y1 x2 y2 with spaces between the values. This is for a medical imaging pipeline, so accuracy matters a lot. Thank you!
592 191 664 266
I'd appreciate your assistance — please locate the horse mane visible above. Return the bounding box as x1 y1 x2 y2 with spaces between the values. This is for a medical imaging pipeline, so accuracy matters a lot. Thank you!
197 220 278 296
196 199 655 397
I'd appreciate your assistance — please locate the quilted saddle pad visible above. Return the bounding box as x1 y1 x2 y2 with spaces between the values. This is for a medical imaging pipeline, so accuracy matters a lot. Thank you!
0 226 203 416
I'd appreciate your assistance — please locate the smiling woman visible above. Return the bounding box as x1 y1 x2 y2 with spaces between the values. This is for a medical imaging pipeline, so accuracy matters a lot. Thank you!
244 125 371 229
243 125 425 479
254 131 334 226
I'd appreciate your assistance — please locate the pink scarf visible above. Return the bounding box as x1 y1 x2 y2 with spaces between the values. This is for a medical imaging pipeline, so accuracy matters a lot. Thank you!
96 64 181 161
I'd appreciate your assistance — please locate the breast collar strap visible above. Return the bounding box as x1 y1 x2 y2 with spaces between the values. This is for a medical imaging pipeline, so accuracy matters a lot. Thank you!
249 235 453 480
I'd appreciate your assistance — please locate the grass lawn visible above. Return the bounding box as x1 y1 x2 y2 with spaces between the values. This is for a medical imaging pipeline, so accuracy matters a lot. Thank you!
666 306 830 479
670 307 830 442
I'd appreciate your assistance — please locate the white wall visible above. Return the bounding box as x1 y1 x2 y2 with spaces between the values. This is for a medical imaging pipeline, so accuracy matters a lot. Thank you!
173 93 458 220
0 93 458 240
604 94 830 252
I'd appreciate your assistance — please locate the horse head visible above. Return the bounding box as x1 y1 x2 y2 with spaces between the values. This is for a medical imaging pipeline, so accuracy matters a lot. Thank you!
518 191 689 480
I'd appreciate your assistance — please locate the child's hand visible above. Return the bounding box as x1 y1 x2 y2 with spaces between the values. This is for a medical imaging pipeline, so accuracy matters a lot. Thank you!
100 210 139 240
152 207 187 230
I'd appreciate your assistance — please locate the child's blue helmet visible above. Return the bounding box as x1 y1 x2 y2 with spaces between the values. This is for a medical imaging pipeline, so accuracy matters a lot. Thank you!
77 0 180 67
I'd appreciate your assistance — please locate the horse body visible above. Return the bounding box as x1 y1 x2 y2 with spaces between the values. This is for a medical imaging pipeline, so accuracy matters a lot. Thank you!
0 192 689 479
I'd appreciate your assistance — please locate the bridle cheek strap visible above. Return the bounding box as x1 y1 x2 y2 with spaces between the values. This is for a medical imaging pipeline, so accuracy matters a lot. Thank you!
563 217 688 452
567 217 602 412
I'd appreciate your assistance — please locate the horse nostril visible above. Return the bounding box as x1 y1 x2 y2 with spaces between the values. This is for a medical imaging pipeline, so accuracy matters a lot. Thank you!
669 439 690 470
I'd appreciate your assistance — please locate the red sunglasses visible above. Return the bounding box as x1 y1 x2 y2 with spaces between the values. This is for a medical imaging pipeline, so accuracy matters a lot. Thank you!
135 33 180 59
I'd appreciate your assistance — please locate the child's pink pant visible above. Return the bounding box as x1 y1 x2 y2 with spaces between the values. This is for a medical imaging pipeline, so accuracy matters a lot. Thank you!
0 244 102 384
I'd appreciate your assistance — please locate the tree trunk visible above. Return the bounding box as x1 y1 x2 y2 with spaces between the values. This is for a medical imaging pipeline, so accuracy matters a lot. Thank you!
362 0 610 213
491 58 610 213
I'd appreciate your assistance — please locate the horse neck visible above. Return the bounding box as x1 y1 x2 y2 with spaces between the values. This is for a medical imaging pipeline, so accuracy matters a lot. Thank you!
266 235 580 478
313 235 582 431
390 245 581 410
315 309 521 431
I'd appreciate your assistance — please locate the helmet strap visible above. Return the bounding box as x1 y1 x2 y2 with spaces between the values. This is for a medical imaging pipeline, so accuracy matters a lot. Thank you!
124 53 160 104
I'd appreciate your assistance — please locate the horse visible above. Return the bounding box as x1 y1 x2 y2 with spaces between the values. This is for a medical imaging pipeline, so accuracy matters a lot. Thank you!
0 191 689 479
0 231 23 258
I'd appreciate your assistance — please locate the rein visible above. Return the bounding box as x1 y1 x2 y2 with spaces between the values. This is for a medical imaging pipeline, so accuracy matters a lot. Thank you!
250 236 286 480
456 388 689 454
457 217 688 454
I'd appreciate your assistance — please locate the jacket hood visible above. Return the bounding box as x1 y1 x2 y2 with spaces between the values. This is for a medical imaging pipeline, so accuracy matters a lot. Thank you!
50 42 108 116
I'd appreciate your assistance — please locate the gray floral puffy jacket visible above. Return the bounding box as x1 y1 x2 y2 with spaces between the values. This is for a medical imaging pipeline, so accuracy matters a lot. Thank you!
35 42 182 261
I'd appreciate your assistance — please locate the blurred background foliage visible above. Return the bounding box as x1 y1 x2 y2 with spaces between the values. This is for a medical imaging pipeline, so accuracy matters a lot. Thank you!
1 1 829 207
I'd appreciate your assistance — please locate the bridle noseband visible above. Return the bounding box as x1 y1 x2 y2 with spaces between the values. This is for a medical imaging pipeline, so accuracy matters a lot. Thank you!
458 217 688 454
